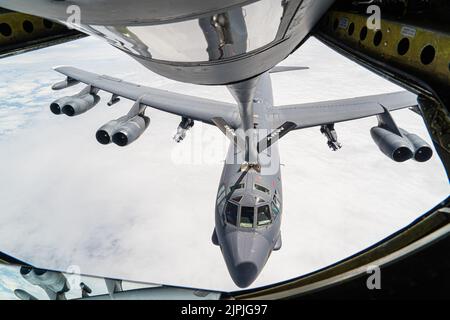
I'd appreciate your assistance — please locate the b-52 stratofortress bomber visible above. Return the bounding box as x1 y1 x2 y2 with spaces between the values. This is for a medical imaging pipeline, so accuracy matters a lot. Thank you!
0 0 434 287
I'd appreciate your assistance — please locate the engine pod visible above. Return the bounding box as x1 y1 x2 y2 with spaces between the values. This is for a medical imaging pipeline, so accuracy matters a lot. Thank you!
112 115 150 146
61 93 100 117
50 96 74 115
401 130 433 162
96 116 129 145
370 126 414 162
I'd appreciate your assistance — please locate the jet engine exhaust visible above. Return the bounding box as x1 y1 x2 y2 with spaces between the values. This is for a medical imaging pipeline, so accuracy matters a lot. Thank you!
50 93 100 117
112 115 150 146
370 126 414 162
400 129 433 162
50 96 73 115
96 115 150 146
96 117 127 145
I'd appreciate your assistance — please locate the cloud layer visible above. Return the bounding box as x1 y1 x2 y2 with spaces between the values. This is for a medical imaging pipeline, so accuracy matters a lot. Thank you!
0 37 448 291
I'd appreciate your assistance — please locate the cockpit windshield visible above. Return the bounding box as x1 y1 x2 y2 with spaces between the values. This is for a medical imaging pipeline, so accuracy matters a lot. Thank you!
257 205 271 226
225 202 238 226
224 197 275 228
240 207 255 228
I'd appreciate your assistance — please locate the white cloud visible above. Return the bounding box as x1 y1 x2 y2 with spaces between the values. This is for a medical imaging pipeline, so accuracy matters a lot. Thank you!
0 37 448 292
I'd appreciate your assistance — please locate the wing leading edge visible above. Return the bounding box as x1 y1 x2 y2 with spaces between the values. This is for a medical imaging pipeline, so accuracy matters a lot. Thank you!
272 91 418 129
54 66 418 132
53 66 240 127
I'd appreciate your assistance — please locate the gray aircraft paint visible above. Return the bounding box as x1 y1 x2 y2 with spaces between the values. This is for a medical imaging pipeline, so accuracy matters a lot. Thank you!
0 0 434 288
0 0 336 84
51 65 424 287
215 73 284 287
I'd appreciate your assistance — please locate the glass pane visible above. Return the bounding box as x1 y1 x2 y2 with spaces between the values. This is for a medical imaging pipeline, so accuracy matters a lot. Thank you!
271 201 280 217
240 206 254 228
273 194 280 207
217 185 225 201
228 183 245 195
257 205 271 226
218 198 226 214
232 196 242 202
225 202 238 226
255 184 270 195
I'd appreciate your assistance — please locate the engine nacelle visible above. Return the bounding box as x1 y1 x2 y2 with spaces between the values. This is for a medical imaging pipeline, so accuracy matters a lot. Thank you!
62 93 100 117
14 289 38 300
96 116 128 145
112 115 151 147
401 130 433 162
370 126 414 162
50 96 74 115
20 266 70 294
50 93 100 117
96 115 150 146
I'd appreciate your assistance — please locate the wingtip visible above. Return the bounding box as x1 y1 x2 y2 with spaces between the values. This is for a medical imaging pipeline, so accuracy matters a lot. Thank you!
53 65 72 72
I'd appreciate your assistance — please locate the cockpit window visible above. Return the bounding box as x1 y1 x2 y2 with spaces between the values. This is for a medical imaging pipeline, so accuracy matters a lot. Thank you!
217 185 227 213
273 194 280 207
257 205 271 226
217 185 226 203
254 184 270 195
218 198 226 214
225 202 238 226
240 207 255 228
271 202 280 217
271 194 281 217
229 183 245 195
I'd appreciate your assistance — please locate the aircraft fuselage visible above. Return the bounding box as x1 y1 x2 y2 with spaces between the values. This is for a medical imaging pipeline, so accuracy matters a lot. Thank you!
214 73 283 288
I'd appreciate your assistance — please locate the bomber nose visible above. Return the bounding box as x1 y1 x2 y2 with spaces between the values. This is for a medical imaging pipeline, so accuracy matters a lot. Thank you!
232 262 259 288
221 231 272 288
